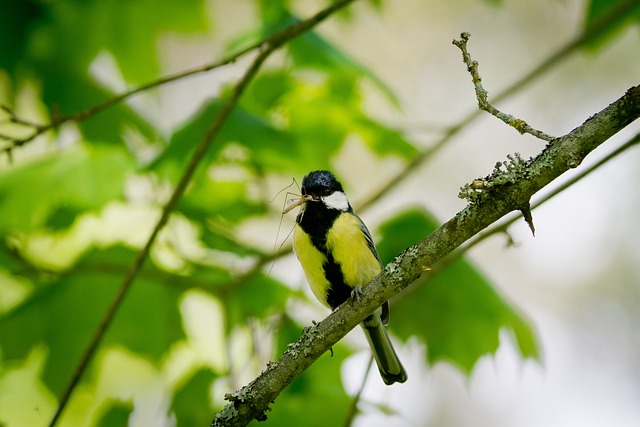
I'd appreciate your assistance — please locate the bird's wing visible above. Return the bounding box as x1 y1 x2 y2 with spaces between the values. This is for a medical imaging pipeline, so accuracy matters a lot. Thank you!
353 212 391 324
353 212 382 266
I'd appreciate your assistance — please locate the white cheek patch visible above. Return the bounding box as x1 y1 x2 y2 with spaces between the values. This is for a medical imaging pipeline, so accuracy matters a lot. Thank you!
322 191 350 211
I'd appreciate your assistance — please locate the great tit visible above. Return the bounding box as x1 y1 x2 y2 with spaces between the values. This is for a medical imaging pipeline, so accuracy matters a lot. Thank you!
292 170 407 385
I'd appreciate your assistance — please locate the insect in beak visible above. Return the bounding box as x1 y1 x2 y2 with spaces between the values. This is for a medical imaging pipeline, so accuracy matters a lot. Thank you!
282 195 312 214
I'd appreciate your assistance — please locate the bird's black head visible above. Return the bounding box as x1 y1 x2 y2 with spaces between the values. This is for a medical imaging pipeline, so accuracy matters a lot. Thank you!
301 170 344 198
299 170 350 213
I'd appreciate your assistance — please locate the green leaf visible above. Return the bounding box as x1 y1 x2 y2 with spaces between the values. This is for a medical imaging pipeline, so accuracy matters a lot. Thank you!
376 208 538 372
154 35 415 181
240 70 295 116
3 0 206 143
232 7 400 108
288 30 400 108
263 350 351 425
44 205 82 231
35 0 208 84
150 97 303 180
180 177 266 226
375 208 439 265
0 246 185 395
171 368 218 427
400 259 538 371
354 116 418 159
36 61 158 144
366 0 384 10
0 143 134 232
258 0 291 27
0 244 21 280
0 273 110 395
198 223 265 257
583 0 640 50
280 73 416 164
0 0 44 73
88 0 209 83
226 274 293 328
95 401 133 427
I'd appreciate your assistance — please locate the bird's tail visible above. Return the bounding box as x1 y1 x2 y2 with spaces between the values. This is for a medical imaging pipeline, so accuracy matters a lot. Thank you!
361 312 407 385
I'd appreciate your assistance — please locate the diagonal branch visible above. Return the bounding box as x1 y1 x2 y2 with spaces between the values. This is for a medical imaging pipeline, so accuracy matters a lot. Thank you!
46 1 359 426
400 131 640 301
211 86 639 426
460 131 640 254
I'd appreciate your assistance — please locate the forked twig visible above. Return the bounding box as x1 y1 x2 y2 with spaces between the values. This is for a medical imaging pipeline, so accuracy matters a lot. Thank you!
453 32 557 142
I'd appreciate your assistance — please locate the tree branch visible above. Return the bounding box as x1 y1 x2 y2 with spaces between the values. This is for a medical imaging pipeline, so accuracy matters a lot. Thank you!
211 85 639 425
407 131 640 298
46 1 359 426
463 131 640 252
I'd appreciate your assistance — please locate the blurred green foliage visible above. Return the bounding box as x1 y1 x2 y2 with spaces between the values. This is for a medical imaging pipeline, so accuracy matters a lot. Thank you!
584 0 640 48
377 209 538 372
2 0 630 425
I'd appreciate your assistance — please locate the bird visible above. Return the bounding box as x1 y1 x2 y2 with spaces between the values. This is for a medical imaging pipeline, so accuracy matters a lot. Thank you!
292 170 407 385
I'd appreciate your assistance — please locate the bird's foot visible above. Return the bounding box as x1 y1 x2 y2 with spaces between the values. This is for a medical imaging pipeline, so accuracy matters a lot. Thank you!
350 285 363 303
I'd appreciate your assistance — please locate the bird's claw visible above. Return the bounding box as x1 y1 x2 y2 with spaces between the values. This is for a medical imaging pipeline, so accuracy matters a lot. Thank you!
350 286 363 303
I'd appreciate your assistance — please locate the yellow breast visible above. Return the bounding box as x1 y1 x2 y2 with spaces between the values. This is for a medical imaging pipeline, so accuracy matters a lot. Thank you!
293 213 382 308
327 213 381 285
293 223 332 307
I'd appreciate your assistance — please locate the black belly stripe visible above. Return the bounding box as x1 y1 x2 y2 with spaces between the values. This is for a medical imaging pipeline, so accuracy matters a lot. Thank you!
323 253 352 309
297 201 354 309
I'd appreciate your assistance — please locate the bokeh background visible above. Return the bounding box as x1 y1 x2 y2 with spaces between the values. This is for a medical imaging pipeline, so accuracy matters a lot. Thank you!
1 0 639 426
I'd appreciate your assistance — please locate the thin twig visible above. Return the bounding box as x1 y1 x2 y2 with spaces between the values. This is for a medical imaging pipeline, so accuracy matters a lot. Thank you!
453 32 557 142
357 0 636 212
47 1 358 426
343 356 373 427
0 58 235 148
0 1 345 154
1 55 253 151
